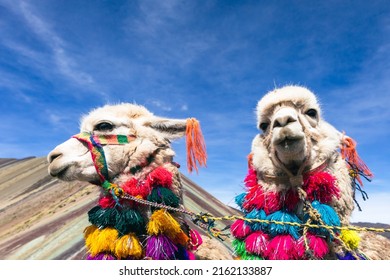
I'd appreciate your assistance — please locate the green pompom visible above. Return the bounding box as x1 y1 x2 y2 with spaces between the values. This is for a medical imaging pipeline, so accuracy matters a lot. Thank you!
88 206 117 228
241 252 264 260
114 208 145 236
232 239 246 256
147 187 180 208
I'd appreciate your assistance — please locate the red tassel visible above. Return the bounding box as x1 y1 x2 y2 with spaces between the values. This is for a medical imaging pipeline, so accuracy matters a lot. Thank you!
282 189 300 212
188 229 203 250
306 233 329 259
263 191 281 215
148 166 173 188
245 231 269 256
231 219 252 239
122 178 151 199
303 172 340 203
341 135 373 185
98 196 116 208
243 187 281 215
265 235 298 260
244 168 258 189
186 118 207 173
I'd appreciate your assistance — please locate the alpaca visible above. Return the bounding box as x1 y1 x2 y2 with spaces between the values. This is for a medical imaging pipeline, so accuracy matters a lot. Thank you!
231 85 390 260
47 103 220 260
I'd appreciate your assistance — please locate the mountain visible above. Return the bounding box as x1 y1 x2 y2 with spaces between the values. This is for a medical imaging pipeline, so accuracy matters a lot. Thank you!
0 157 240 260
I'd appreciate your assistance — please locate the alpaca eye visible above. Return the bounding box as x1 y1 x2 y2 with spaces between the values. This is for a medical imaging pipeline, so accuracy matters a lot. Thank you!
94 122 114 131
259 122 269 132
305 109 317 118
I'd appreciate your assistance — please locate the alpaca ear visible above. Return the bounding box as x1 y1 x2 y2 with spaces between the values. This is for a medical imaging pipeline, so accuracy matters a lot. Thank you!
145 117 187 140
144 116 207 173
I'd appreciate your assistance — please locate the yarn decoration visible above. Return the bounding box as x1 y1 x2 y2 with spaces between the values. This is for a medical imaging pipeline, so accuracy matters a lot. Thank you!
232 167 349 260
84 164 202 260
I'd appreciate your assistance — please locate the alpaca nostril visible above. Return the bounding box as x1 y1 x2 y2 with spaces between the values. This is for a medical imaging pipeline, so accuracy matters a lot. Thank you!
273 116 297 128
48 151 62 163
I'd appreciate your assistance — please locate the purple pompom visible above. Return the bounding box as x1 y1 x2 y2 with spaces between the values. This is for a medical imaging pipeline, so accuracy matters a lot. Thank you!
145 235 178 260
86 253 116 260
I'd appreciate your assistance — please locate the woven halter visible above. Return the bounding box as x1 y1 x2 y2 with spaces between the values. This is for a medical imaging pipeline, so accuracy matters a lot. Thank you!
72 132 137 184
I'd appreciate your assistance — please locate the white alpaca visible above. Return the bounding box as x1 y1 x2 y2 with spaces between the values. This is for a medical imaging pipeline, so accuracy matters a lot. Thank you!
231 85 390 260
48 103 230 260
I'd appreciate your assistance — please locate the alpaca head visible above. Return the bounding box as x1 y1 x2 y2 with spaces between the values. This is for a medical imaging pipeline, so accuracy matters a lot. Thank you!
252 85 342 178
47 103 200 184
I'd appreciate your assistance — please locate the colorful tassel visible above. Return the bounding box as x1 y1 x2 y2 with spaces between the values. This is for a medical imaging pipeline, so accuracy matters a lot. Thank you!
245 231 269 256
232 239 247 256
306 200 340 237
147 187 180 208
281 189 300 212
114 233 143 259
85 227 118 256
86 253 116 260
340 229 360 250
244 168 258 189
147 209 183 238
303 172 340 203
122 178 151 199
147 167 173 188
175 245 190 260
145 235 178 260
88 206 117 228
231 219 252 239
305 233 329 259
240 252 264 260
188 229 203 250
99 196 116 208
245 208 267 231
235 192 247 211
186 118 207 173
267 210 301 240
114 208 145 235
265 234 298 260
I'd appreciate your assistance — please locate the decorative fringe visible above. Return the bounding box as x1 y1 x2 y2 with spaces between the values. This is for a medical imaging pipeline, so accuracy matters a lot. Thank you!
267 210 301 240
265 234 298 260
99 196 116 208
303 172 340 203
245 208 267 231
307 201 340 237
340 229 360 250
240 252 264 260
281 189 300 212
88 206 117 228
186 118 207 173
147 187 180 208
85 227 118 257
245 231 269 256
230 219 252 239
114 233 143 259
145 235 178 260
147 167 173 188
244 168 258 189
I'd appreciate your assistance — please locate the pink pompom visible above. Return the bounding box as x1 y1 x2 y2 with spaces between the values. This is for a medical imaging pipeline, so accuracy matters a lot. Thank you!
306 233 329 259
98 196 116 208
187 251 196 260
242 186 264 212
231 219 252 239
263 191 281 215
122 178 151 199
148 167 173 188
245 231 269 256
264 235 298 260
188 229 203 250
303 172 340 203
244 168 258 189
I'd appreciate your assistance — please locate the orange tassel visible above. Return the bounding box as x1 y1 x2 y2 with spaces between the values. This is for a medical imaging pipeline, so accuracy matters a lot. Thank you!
340 136 373 185
247 153 253 168
186 118 207 173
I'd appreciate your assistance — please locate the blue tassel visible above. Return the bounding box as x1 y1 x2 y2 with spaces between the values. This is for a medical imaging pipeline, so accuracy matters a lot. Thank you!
305 200 340 237
266 210 301 239
245 209 267 231
336 252 367 260
235 192 247 211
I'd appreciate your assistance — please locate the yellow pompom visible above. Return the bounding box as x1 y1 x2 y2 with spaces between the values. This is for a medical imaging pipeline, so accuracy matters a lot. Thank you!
87 227 118 256
114 234 143 259
84 225 100 256
340 229 360 250
147 209 182 236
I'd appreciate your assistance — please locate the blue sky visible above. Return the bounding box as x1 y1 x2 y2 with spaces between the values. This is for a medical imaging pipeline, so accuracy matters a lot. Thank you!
1 0 389 223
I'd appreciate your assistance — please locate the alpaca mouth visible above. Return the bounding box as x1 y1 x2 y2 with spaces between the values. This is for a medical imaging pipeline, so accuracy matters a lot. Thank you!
276 136 304 149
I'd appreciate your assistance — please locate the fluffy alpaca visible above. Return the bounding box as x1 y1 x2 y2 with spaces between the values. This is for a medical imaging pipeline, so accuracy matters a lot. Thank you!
47 103 216 260
232 85 390 260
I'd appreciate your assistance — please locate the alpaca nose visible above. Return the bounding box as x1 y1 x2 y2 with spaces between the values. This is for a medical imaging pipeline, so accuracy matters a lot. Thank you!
272 108 298 128
47 150 62 163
